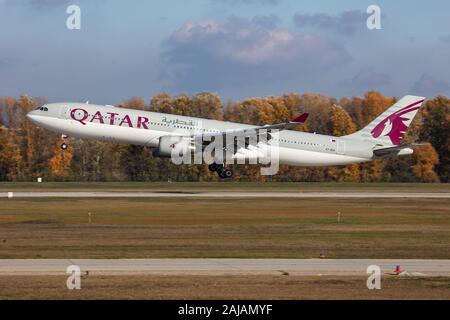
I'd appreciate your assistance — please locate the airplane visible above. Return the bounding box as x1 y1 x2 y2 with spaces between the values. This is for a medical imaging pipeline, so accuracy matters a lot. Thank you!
26 95 425 178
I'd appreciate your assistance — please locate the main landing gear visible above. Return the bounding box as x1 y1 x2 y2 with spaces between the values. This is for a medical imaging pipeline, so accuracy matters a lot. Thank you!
60 134 69 151
208 163 233 179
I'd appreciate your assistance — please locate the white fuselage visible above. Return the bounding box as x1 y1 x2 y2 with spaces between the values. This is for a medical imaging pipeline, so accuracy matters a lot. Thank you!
27 103 373 167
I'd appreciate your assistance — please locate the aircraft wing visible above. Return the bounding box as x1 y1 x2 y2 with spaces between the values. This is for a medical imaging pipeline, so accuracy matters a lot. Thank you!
195 113 309 143
179 113 308 155
373 143 426 157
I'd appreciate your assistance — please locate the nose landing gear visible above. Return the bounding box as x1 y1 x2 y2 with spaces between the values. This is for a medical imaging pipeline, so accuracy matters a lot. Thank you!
60 134 69 151
208 163 233 179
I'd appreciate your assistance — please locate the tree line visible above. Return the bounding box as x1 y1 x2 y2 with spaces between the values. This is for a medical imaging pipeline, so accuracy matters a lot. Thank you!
0 91 448 183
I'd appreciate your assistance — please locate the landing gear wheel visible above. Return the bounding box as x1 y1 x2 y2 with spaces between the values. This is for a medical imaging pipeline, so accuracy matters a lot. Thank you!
209 163 224 172
218 169 233 179
218 170 227 179
60 143 68 150
224 169 233 178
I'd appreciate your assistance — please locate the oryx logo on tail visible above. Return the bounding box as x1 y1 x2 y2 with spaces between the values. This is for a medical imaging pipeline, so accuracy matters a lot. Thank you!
370 99 424 145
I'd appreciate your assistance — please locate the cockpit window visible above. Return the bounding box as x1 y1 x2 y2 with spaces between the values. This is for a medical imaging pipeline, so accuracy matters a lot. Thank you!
38 107 49 112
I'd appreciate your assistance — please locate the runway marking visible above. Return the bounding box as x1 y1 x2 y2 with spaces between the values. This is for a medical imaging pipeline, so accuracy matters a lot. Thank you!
2 192 450 199
0 259 449 276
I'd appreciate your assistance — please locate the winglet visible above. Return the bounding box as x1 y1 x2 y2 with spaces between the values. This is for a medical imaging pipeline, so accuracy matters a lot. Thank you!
291 113 309 124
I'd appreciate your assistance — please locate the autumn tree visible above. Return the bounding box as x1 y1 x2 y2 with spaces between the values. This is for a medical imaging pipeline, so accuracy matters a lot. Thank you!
119 145 155 181
117 96 154 180
12 96 56 180
0 91 445 183
357 92 395 182
329 105 357 136
420 96 450 182
0 128 21 180
298 93 336 134
49 140 73 178
0 105 3 128
191 92 223 120
382 157 415 182
326 105 360 182
411 144 440 182
360 91 395 124
150 92 172 113
0 97 21 184
70 140 124 181
0 96 17 128
169 94 193 116
118 96 146 110
341 96 364 129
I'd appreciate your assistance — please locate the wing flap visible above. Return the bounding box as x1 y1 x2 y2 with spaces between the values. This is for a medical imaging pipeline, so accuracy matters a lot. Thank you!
196 113 308 141
187 112 308 154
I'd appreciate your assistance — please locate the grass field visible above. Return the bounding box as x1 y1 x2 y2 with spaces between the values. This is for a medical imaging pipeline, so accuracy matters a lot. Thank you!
0 275 449 299
0 182 449 299
0 181 449 192
0 193 449 259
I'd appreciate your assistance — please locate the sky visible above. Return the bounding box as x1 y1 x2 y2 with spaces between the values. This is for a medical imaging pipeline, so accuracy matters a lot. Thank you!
1 0 450 104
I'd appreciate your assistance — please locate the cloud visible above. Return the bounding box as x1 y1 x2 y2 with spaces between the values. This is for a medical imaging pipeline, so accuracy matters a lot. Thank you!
210 0 282 6
348 67 391 87
439 35 450 44
410 74 450 96
162 17 352 94
293 10 367 37
252 14 281 29
6 0 82 9
30 0 70 6
0 57 19 71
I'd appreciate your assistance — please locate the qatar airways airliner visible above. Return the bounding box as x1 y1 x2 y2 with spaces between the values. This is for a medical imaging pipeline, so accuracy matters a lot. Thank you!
27 95 425 178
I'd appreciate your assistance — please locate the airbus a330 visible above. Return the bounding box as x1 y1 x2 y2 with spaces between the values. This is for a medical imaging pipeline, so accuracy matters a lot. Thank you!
27 95 425 178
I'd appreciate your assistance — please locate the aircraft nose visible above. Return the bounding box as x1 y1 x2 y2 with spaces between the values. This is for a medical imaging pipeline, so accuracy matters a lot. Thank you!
26 110 37 122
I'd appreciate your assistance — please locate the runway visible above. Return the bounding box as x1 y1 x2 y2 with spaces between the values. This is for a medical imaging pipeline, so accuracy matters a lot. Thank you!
0 259 449 276
2 191 450 198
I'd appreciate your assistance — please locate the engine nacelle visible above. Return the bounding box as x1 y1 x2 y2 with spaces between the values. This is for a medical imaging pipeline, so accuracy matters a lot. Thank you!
153 136 192 158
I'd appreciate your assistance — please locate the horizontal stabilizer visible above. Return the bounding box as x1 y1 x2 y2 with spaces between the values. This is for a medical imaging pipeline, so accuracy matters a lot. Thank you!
373 143 426 157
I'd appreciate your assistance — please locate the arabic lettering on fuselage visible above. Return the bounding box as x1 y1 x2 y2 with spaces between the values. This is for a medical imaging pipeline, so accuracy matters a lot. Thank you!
162 116 198 127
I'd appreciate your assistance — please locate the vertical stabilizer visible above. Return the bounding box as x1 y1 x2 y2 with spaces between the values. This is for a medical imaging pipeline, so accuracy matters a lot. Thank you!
346 95 425 146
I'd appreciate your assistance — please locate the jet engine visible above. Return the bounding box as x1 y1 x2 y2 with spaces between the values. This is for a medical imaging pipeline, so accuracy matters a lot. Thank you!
153 135 193 158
